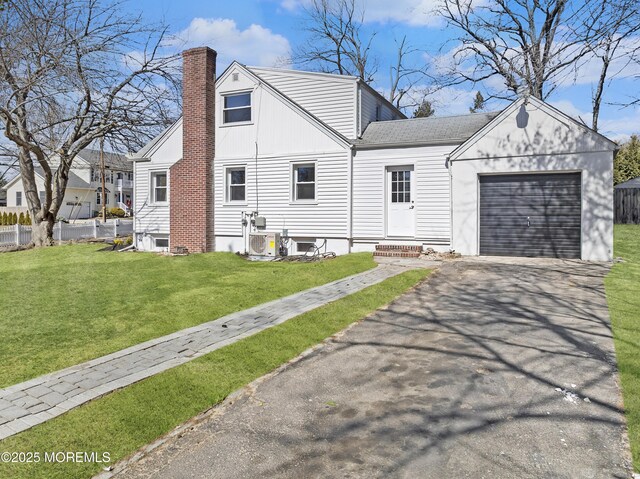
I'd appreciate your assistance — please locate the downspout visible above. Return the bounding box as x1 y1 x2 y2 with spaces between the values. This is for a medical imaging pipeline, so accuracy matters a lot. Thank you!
447 154 454 252
347 145 355 253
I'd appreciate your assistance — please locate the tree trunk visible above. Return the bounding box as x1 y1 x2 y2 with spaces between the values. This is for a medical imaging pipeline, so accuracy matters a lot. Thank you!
31 217 55 247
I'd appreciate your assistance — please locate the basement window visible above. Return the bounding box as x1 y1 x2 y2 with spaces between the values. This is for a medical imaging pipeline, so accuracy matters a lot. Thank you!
223 92 251 124
154 237 169 249
296 240 316 254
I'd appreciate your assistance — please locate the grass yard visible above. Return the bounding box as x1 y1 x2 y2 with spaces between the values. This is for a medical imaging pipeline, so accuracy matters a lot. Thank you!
0 244 377 387
605 224 640 471
0 268 430 479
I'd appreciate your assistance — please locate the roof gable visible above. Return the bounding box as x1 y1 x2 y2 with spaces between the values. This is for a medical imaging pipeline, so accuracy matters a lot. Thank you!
450 96 617 161
131 118 182 161
221 62 352 147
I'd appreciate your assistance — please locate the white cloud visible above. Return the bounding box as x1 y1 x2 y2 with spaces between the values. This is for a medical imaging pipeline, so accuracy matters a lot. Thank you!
598 107 640 142
428 86 480 115
361 0 442 27
166 18 291 67
281 0 442 27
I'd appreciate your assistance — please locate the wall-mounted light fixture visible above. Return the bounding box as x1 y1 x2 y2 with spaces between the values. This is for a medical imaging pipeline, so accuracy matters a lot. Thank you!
516 104 529 128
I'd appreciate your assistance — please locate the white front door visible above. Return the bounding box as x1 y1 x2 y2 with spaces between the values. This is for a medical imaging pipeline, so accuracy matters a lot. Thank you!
386 165 415 237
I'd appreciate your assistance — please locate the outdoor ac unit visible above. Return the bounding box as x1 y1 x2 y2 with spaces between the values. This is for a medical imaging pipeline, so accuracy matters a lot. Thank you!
249 232 281 257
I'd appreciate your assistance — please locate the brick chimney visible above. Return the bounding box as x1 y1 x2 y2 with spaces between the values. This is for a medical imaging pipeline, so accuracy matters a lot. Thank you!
169 47 216 253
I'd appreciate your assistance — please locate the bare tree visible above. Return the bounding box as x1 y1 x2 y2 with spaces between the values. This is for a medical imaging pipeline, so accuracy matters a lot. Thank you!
0 0 180 246
438 0 615 100
293 0 377 82
388 36 430 109
293 0 430 113
580 0 640 130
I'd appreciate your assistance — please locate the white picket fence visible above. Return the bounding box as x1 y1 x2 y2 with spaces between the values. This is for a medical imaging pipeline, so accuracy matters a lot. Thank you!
0 220 133 247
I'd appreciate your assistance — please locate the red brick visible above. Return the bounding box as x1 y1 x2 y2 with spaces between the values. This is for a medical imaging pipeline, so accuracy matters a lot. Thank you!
170 47 216 253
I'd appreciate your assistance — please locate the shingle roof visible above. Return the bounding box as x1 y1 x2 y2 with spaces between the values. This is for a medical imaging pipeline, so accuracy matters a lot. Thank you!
615 177 640 189
355 111 500 147
78 148 130 171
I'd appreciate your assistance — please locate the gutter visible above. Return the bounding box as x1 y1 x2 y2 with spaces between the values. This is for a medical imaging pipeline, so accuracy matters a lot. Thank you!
354 140 465 151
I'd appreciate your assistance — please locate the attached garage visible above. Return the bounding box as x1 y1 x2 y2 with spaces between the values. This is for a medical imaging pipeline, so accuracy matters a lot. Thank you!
449 96 616 262
479 173 581 258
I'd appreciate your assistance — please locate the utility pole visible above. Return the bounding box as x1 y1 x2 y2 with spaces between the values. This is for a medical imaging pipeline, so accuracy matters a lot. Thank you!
100 137 107 222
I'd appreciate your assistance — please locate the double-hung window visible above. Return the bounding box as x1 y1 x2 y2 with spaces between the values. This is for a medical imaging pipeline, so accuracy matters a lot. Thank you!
151 171 168 203
226 167 246 202
16 191 22 206
223 92 251 124
293 164 316 201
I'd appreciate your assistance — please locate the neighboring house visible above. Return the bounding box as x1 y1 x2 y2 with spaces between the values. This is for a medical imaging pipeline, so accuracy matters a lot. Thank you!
614 176 640 224
4 149 132 220
132 47 615 261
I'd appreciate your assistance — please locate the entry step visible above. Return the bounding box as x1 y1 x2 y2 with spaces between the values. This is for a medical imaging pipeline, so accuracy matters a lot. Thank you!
373 244 422 257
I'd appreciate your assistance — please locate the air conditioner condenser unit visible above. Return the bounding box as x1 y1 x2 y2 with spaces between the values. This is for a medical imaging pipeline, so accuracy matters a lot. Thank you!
248 232 281 257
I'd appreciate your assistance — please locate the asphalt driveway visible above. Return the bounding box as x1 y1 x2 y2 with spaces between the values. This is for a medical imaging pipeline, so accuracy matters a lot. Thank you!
115 258 632 479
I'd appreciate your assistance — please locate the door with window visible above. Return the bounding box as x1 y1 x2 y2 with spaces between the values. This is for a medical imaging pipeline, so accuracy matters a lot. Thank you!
386 166 415 237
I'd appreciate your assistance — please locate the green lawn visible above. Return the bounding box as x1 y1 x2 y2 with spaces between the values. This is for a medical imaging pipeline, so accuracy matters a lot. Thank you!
0 268 430 479
0 245 376 387
605 224 640 471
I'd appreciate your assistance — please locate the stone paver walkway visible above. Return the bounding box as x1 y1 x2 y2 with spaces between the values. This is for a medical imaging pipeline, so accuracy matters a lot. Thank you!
0 264 412 441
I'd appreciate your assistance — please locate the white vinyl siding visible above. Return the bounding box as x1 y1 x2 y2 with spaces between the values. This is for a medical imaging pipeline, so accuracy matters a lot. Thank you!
250 68 357 138
215 85 346 159
134 162 173 236
215 151 349 239
359 85 398 136
352 145 455 243
133 119 182 240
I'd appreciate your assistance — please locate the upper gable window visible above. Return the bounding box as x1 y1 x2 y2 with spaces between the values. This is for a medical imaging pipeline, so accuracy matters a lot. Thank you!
223 92 251 124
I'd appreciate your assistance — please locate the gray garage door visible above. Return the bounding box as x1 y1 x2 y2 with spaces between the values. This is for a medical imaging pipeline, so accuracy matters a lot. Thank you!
479 173 581 258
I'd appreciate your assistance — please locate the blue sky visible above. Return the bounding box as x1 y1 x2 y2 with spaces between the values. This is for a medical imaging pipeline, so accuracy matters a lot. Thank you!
132 0 640 140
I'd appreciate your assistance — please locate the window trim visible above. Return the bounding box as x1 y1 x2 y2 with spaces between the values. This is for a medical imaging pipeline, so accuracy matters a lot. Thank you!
96 188 110 206
154 237 169 250
221 91 253 126
150 170 169 205
15 191 22 206
225 165 247 204
291 162 317 204
295 239 317 254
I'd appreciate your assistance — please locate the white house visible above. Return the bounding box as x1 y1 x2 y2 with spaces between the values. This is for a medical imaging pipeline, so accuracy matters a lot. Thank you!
132 47 615 261
4 149 133 220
